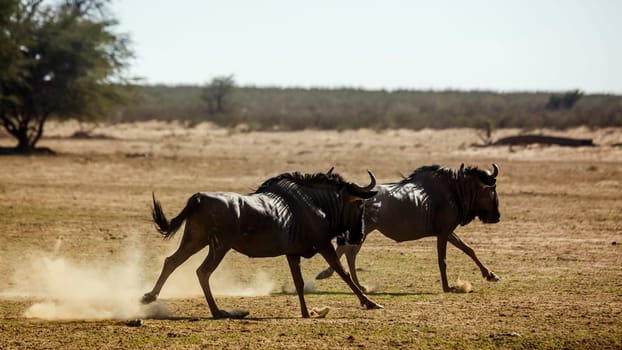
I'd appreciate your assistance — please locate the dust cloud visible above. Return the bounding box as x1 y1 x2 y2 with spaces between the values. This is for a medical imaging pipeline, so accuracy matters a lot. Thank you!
0 236 274 320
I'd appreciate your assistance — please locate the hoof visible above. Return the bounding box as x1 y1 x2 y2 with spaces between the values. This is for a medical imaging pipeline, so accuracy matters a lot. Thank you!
214 309 249 319
448 285 472 294
141 293 157 304
315 269 334 280
125 319 143 327
486 272 501 282
363 301 384 310
310 306 330 318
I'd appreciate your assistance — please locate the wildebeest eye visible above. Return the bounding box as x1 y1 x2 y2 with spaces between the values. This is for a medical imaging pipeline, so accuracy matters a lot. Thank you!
485 185 496 193
478 174 496 186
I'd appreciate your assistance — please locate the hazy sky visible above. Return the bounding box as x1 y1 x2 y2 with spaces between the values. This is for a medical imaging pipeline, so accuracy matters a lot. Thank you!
113 0 621 93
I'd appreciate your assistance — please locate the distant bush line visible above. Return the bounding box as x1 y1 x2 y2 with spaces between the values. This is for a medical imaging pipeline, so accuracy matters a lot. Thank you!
108 85 622 131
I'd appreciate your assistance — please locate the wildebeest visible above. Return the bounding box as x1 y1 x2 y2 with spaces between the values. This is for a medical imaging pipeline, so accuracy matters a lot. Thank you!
141 170 383 318
316 164 501 293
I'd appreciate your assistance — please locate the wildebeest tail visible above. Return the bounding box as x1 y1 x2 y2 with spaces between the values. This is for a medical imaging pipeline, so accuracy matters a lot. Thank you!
151 192 201 240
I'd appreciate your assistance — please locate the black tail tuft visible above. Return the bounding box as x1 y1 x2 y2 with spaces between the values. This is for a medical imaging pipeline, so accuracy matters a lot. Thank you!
152 193 177 239
151 192 201 240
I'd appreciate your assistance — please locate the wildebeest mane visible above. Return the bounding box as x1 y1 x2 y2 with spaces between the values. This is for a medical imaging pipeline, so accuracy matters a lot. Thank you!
255 171 350 194
399 164 496 186
398 165 454 184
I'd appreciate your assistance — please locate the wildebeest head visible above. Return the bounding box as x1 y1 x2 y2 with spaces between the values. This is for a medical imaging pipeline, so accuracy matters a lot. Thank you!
459 163 500 224
338 170 377 245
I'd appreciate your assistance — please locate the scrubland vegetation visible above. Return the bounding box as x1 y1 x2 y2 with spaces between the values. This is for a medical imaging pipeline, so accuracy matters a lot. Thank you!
112 84 622 131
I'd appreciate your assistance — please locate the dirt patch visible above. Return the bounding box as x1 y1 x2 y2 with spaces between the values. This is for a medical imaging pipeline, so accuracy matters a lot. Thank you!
1 122 621 349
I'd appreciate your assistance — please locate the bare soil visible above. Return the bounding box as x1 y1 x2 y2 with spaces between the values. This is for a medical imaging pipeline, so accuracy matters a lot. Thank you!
1 121 621 349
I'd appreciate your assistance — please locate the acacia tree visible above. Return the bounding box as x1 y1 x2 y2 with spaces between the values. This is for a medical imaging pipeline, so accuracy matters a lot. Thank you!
202 75 236 116
545 90 583 111
0 0 133 153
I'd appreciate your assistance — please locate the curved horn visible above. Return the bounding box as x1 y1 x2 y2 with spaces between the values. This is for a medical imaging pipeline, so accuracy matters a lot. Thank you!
489 163 499 178
350 170 376 192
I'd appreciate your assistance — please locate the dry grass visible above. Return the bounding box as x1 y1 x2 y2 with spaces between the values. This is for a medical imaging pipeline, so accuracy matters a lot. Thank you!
1 121 621 349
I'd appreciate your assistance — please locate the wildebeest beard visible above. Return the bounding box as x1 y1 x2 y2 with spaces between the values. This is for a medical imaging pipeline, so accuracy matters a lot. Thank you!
336 205 366 246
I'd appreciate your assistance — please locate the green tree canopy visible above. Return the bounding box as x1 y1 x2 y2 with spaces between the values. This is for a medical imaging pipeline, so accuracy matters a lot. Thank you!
0 0 133 153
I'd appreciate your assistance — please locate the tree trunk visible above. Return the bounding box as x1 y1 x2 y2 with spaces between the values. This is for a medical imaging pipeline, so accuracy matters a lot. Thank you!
1 114 53 154
14 126 35 152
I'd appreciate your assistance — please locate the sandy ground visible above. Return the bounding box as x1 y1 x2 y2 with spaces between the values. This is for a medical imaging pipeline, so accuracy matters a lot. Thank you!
0 121 621 349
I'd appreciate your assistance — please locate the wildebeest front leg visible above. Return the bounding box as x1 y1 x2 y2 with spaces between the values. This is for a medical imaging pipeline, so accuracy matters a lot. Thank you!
448 232 500 282
315 244 345 280
316 244 366 291
286 255 310 318
437 236 451 292
317 244 383 310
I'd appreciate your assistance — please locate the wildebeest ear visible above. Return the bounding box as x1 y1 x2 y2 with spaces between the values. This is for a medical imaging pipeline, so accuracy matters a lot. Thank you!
459 163 465 174
327 166 334 175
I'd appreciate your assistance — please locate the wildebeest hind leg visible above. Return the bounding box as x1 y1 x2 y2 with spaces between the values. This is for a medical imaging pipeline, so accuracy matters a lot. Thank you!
142 241 205 304
286 255 310 318
196 246 247 319
317 244 383 310
448 232 500 281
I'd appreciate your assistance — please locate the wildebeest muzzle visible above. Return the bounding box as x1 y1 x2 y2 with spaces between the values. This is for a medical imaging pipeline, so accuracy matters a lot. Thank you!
480 213 500 224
